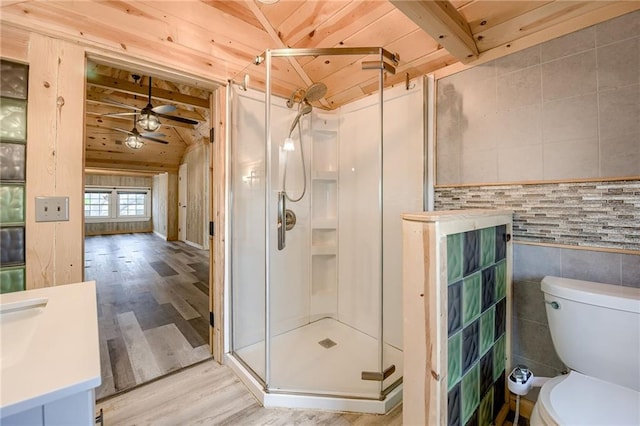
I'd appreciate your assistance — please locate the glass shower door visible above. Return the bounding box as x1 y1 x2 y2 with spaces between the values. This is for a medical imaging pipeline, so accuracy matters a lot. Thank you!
230 86 267 383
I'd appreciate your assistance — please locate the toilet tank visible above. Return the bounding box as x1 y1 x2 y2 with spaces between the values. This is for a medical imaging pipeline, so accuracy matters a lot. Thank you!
541 276 640 391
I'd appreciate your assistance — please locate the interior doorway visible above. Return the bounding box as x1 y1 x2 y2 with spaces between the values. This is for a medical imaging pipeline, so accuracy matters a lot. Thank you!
83 58 218 399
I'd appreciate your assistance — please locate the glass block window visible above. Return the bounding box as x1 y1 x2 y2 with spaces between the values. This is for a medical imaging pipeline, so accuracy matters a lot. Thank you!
447 225 508 426
0 59 27 293
85 186 151 222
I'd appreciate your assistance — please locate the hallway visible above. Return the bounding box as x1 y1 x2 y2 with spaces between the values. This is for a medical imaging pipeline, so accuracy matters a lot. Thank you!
85 233 211 399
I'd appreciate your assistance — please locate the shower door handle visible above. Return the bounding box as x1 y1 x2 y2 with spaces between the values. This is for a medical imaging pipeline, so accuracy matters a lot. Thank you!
278 191 286 250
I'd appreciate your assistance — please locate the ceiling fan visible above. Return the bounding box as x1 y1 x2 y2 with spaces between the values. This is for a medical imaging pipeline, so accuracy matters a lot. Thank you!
102 75 199 130
108 113 168 150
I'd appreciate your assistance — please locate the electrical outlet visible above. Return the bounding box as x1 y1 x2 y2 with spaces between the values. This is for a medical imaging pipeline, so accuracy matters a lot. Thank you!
35 196 69 222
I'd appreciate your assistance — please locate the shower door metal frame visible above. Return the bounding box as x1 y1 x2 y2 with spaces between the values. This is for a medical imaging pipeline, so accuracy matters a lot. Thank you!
263 47 396 400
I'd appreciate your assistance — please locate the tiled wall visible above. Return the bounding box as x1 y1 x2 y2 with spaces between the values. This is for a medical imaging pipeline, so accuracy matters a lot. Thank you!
435 180 640 251
447 225 508 426
434 10 640 404
436 10 639 184
512 242 640 401
0 59 28 293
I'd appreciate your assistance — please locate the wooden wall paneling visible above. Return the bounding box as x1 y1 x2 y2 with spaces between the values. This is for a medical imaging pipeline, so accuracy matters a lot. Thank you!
1 3 239 87
152 174 162 236
85 174 153 188
0 24 29 62
182 145 208 247
25 34 60 289
85 174 154 236
167 172 179 241
40 1 257 74
211 86 227 362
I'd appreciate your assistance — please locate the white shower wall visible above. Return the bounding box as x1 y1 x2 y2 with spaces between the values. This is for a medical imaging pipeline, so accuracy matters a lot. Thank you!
232 88 311 350
232 80 424 354
338 81 425 350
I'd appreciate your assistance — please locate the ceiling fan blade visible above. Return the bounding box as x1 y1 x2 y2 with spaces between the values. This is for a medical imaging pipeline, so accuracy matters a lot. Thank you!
103 98 140 110
102 112 138 117
152 104 176 114
111 127 135 136
157 112 199 125
140 135 169 144
140 131 166 138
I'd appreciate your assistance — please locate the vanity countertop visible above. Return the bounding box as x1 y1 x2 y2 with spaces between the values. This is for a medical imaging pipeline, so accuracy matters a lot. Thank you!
0 281 101 418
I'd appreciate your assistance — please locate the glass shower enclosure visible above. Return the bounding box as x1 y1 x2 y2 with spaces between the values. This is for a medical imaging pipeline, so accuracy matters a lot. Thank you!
228 47 415 413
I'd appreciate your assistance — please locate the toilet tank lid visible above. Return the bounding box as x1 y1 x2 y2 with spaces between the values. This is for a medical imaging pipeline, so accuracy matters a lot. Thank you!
541 276 640 314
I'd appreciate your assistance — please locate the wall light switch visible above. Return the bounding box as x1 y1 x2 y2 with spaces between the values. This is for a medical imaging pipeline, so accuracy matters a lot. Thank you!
35 196 69 222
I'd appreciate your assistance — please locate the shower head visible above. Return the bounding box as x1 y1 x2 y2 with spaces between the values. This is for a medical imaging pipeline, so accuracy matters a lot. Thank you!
288 100 313 136
286 82 327 108
304 82 327 102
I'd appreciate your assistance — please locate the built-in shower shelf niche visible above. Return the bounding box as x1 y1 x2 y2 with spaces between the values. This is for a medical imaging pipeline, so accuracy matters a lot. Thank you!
311 180 337 221
312 130 338 174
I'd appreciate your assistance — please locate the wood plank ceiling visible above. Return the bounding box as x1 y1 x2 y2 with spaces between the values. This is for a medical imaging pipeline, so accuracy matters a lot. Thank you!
2 0 638 173
84 62 211 173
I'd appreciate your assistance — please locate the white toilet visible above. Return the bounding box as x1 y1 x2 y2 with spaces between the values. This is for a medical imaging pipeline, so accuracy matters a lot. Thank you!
530 276 640 426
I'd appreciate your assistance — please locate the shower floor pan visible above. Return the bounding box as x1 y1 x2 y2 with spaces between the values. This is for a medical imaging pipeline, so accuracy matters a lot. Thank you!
227 318 403 414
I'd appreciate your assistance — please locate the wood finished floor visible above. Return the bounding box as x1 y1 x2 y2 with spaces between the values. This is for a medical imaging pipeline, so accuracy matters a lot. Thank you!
97 359 403 426
85 233 211 400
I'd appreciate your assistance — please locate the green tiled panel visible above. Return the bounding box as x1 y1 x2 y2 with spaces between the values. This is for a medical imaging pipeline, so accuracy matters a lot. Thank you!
0 267 25 293
447 225 507 426
480 306 495 356
448 332 462 390
462 363 479 424
480 227 495 267
479 388 494 426
0 184 25 224
495 260 506 301
463 272 481 325
447 233 463 283
493 335 506 381
0 98 27 141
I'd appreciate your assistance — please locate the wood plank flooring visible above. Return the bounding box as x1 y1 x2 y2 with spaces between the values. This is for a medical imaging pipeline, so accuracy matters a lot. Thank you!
97 359 403 426
85 233 211 399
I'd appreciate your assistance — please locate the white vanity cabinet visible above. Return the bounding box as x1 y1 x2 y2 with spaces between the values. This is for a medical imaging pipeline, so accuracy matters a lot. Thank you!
0 281 101 425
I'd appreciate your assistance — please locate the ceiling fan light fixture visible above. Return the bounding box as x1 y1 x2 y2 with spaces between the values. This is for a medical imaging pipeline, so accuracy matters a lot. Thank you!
137 111 161 132
124 134 144 150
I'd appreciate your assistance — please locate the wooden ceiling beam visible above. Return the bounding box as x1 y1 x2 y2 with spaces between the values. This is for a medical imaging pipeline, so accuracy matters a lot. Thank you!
87 74 210 109
390 0 479 63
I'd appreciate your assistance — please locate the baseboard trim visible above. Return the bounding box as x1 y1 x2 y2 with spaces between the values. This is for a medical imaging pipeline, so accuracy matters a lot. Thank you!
153 231 168 241
184 240 205 250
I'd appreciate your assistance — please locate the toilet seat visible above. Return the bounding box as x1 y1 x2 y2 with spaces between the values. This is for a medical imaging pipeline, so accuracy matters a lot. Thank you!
533 371 640 426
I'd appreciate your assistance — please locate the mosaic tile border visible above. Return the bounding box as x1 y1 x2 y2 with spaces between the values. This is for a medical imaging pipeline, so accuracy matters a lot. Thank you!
435 180 640 251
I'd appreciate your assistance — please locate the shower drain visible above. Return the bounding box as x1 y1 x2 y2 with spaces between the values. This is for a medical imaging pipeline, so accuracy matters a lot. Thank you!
318 338 337 349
